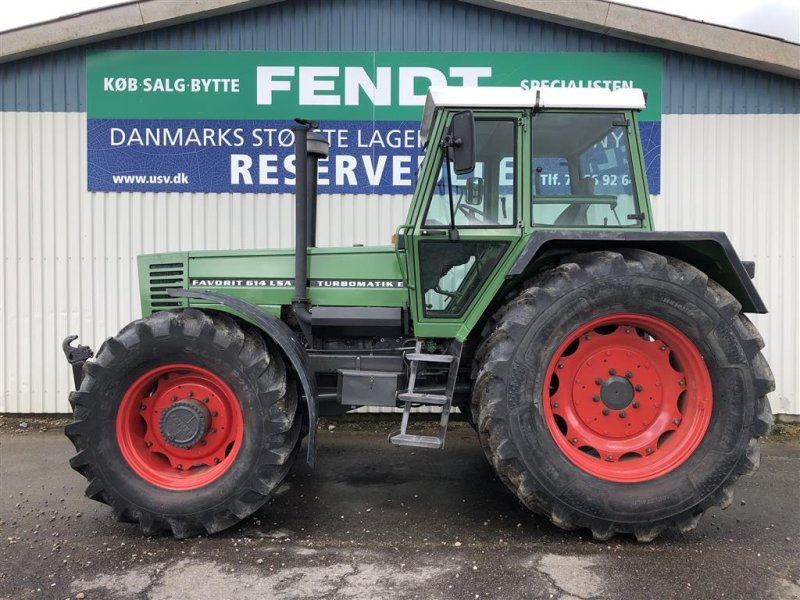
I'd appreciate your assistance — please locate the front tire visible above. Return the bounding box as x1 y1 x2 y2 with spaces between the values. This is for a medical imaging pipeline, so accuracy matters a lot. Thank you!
65 309 302 538
472 249 773 541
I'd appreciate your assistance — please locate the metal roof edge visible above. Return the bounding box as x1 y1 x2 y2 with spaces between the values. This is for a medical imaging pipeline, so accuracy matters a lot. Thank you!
0 0 281 65
463 0 800 80
0 0 797 80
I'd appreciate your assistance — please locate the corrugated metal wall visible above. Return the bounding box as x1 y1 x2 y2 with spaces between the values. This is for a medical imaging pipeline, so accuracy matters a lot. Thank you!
0 110 411 412
1 0 799 414
652 113 800 417
1 111 797 414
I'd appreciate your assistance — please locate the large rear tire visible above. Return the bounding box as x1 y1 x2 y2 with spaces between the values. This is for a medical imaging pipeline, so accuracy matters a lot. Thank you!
472 249 773 541
65 309 302 538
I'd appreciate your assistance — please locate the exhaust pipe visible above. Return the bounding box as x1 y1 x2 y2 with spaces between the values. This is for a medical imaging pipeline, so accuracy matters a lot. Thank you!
291 119 329 342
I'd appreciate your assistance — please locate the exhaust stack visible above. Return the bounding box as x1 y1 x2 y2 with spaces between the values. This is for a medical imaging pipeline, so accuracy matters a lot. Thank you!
291 119 329 340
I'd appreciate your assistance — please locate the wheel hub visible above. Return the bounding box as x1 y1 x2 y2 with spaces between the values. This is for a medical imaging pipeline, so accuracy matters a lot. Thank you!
116 364 244 490
159 399 210 449
569 344 661 439
600 376 633 410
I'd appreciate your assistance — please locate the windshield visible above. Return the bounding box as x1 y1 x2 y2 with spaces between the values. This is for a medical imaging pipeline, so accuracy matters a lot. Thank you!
531 112 642 228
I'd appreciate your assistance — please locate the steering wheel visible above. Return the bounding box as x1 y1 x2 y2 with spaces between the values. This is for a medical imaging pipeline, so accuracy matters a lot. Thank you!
457 203 497 225
458 204 484 218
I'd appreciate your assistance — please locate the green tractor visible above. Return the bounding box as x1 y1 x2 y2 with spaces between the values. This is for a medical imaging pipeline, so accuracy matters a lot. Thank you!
63 86 773 542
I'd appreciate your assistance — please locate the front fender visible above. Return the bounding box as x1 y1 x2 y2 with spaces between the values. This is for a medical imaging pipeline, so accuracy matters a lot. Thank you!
168 289 318 466
509 231 767 313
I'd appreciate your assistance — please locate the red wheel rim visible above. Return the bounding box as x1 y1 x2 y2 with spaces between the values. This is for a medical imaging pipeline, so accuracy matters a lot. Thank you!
116 364 244 490
542 314 712 483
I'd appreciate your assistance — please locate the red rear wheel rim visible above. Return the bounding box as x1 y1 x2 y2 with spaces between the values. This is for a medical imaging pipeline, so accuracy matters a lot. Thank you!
542 313 712 483
116 364 244 490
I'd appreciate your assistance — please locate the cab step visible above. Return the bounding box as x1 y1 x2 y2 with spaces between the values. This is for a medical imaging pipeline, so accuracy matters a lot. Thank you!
405 353 455 363
388 432 443 449
389 341 462 450
397 392 448 405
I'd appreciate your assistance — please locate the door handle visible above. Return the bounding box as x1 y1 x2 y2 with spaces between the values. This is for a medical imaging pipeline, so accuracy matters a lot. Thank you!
420 229 449 236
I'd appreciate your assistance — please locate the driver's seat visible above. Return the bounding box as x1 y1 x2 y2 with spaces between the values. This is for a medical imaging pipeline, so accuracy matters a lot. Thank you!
554 176 594 227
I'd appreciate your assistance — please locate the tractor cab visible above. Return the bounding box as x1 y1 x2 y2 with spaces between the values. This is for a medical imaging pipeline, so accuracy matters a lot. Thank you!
401 86 652 339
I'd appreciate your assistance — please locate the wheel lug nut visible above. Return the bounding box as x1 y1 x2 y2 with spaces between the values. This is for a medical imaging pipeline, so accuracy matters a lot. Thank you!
609 368 617 376
624 328 631 334
646 447 653 455
584 334 592 341
602 409 610 416
605 454 613 461
659 345 667 351
557 363 565 369
672 418 681 426
635 384 644 392
632 401 640 409
187 391 194 397
176 464 183 470
212 411 219 417
214 458 221 465
203 397 210 403
625 371 633 378
619 411 626 418
678 379 686 386
552 402 559 409
570 437 578 444
139 403 147 410
145 441 153 448
595 378 603 385
171 396 177 402
210 427 217 433
592 395 601 402
200 440 207 446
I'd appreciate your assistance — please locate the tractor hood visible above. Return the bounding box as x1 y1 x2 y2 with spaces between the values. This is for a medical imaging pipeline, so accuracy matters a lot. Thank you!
138 245 408 316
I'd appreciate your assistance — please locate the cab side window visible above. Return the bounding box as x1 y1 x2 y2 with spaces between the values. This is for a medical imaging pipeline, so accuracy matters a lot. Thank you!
531 112 641 228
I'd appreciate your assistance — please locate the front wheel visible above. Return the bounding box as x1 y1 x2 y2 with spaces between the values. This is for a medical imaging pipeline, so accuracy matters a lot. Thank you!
472 249 773 541
65 309 302 538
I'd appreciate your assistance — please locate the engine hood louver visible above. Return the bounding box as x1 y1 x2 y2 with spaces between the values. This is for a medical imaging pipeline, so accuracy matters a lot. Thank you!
149 263 185 309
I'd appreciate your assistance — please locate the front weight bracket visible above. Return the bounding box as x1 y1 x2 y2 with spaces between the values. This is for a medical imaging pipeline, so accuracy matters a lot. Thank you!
62 335 94 389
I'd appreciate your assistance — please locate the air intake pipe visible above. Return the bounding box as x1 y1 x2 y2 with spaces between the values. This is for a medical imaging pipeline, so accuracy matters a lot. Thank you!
292 119 329 341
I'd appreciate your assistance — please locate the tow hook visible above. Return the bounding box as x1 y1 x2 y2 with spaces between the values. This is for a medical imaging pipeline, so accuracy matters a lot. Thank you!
62 335 94 389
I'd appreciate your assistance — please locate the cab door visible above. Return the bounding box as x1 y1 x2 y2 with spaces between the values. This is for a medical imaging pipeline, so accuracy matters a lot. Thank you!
407 112 527 340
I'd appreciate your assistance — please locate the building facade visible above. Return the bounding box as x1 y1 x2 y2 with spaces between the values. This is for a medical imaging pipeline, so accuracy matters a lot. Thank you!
1 0 798 416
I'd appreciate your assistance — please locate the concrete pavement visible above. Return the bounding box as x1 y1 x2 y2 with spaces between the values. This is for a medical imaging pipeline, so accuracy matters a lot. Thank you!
1 421 798 600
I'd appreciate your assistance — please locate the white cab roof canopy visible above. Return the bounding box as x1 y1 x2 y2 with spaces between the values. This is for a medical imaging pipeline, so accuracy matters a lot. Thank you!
420 86 647 142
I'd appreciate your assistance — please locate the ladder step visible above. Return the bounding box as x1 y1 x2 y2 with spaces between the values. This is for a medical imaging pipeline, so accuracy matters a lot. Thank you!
406 353 455 364
389 432 443 449
397 392 448 405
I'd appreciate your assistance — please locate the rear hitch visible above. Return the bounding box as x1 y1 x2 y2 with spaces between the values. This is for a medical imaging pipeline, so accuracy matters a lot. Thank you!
62 335 94 389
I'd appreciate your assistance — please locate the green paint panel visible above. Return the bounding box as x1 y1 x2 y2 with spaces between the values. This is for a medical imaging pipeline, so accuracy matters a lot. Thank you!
184 246 408 308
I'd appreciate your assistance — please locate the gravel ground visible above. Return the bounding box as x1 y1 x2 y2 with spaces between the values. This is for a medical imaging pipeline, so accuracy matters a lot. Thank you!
0 417 798 600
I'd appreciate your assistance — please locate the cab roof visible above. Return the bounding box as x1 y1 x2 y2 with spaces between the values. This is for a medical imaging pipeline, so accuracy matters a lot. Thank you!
420 86 646 142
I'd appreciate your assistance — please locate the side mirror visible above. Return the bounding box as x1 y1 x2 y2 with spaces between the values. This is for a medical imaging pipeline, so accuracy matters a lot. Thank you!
465 177 484 205
451 111 475 175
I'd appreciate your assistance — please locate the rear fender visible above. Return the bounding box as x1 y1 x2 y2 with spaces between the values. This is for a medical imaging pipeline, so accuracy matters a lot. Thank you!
168 289 318 466
508 231 767 313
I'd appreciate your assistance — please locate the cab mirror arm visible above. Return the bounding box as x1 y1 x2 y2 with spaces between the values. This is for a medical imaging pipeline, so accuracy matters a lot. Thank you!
438 111 474 241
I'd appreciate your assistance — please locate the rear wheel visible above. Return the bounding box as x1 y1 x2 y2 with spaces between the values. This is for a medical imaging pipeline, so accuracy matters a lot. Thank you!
472 249 773 541
66 309 302 538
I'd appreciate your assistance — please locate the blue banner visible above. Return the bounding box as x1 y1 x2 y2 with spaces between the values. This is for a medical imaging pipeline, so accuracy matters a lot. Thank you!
88 118 661 194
